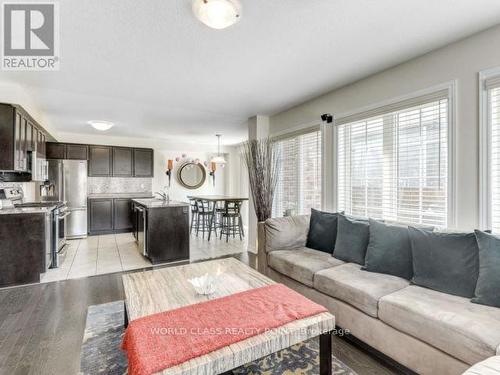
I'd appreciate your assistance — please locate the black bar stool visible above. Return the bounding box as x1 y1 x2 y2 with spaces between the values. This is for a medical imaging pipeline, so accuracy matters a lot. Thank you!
195 199 217 239
189 198 198 235
219 200 244 242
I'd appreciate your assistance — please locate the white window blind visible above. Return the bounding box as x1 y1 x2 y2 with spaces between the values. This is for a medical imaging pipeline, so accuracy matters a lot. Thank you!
488 82 500 232
337 96 449 227
273 129 322 217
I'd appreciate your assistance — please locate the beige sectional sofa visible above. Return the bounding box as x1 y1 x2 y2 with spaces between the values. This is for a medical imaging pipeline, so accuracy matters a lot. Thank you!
257 215 500 375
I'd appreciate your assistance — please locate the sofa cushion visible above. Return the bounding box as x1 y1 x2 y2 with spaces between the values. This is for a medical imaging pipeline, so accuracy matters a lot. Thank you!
473 230 500 308
314 263 410 318
379 285 500 365
409 227 479 298
364 219 423 280
306 209 339 254
268 247 344 287
264 215 310 253
333 214 370 265
463 356 500 375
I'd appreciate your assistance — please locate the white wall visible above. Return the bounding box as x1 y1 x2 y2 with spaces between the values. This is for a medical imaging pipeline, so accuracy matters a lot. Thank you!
57 132 232 204
270 24 500 230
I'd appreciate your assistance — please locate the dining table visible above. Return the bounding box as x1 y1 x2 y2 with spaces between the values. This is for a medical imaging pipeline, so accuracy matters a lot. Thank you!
186 195 249 241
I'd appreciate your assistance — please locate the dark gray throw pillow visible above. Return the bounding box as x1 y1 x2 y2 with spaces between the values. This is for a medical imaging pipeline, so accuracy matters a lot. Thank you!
333 214 369 264
408 227 479 298
306 209 339 254
472 230 500 308
363 220 414 279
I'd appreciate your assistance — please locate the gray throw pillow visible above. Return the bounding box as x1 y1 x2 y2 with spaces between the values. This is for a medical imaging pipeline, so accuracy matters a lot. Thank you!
306 209 339 254
408 227 479 298
363 219 422 280
472 230 500 307
333 214 369 265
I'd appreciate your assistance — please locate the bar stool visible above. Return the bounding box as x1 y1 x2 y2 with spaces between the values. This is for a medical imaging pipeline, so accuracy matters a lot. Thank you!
219 200 244 242
189 198 198 235
195 199 217 239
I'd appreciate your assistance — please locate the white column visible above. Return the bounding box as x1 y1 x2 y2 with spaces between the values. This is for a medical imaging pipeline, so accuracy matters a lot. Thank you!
247 115 269 253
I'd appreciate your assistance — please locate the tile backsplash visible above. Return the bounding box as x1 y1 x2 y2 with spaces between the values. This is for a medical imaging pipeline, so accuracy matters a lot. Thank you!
88 177 152 194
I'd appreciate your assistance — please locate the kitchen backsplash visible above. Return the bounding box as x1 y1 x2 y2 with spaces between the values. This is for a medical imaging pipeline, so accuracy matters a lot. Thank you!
88 177 152 194
0 181 38 201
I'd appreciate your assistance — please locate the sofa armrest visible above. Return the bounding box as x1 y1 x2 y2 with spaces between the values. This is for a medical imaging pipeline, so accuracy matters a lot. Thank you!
257 215 310 274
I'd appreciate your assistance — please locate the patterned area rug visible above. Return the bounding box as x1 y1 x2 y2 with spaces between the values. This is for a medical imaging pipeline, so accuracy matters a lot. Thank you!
80 301 356 375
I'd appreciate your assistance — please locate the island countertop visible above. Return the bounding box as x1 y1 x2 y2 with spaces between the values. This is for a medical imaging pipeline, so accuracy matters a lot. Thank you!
131 198 189 208
0 205 57 215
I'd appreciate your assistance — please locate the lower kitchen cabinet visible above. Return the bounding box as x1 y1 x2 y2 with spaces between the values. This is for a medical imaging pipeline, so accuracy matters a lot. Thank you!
88 197 145 235
113 198 133 230
88 199 113 234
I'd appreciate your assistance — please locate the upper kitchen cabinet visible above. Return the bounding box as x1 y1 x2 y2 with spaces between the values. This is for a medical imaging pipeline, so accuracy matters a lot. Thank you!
46 142 88 160
112 147 133 177
133 148 154 177
0 103 49 172
66 144 88 160
88 145 112 176
46 142 66 159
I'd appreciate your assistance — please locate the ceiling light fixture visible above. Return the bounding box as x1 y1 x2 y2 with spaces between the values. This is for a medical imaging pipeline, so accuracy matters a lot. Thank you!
211 134 226 164
88 120 114 131
192 0 241 30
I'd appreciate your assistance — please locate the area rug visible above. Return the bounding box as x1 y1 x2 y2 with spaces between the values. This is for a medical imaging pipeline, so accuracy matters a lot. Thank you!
80 301 356 375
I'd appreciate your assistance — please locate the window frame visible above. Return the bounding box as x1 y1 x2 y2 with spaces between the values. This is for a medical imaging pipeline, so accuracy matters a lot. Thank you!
333 81 457 227
479 68 500 230
272 122 323 217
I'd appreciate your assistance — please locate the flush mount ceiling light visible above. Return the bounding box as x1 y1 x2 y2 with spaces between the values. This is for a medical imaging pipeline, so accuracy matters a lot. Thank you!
88 120 114 131
192 0 241 30
211 134 226 164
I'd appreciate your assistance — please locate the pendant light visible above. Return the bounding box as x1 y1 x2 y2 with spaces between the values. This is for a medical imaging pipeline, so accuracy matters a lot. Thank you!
211 134 226 164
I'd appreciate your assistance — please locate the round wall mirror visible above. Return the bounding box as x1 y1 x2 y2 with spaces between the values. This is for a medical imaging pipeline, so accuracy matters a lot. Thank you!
177 162 206 189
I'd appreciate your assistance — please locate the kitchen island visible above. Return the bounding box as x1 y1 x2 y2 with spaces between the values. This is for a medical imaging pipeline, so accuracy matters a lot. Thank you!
131 199 190 264
0 207 53 287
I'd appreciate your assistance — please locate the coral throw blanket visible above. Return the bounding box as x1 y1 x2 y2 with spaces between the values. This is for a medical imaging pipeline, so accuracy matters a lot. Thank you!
122 283 328 375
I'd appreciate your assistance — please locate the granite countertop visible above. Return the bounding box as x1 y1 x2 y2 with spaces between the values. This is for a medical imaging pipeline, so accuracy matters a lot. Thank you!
132 198 189 208
0 205 57 215
87 192 154 199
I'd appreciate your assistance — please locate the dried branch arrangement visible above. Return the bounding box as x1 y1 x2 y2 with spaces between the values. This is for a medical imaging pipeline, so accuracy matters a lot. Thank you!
241 137 281 222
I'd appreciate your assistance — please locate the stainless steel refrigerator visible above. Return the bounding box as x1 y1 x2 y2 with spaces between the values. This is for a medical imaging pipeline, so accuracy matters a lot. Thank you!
47 159 88 238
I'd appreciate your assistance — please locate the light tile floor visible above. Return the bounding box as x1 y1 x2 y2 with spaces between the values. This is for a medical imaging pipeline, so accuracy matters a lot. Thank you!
40 231 249 283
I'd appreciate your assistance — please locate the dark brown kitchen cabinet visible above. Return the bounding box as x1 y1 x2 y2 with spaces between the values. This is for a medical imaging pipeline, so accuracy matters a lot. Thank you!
66 144 88 160
0 104 48 173
133 148 154 177
144 205 190 264
26 122 34 151
89 145 112 176
37 131 46 158
46 142 88 160
112 147 133 177
113 198 133 230
46 142 66 159
89 198 113 234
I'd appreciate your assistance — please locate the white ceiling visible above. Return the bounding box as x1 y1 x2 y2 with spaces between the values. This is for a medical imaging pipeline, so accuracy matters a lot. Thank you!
2 0 500 144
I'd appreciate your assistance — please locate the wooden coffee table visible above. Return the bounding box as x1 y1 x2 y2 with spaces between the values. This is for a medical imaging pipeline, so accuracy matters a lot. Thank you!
122 258 336 375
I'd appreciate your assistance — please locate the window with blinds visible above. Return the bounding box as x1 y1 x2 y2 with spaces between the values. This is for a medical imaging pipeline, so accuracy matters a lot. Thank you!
272 129 322 217
486 76 500 232
337 94 449 227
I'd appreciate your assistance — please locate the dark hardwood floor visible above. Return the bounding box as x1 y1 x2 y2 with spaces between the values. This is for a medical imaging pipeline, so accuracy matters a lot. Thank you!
0 252 397 375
